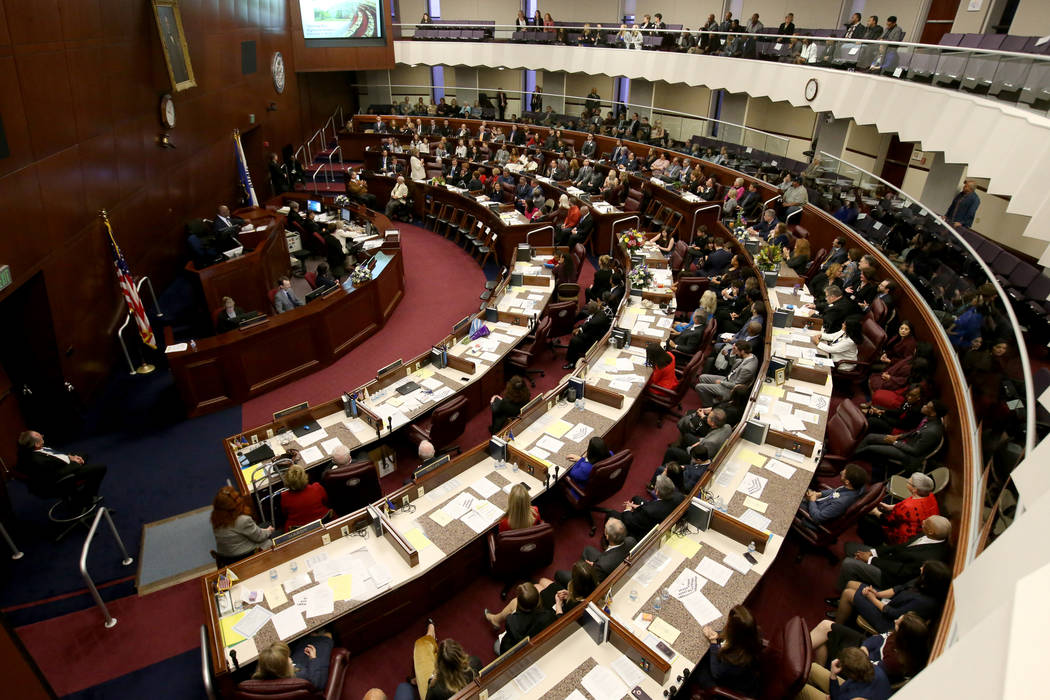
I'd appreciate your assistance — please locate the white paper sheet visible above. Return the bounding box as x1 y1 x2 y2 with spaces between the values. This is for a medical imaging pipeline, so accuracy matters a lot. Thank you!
737 472 769 499
609 380 633 392
781 414 807 432
368 564 392 588
512 665 546 693
270 607 307 639
530 447 550 461
581 665 630 700
738 509 772 531
564 423 594 443
695 557 733 587
298 446 325 464
461 509 490 533
680 590 723 626
282 572 312 594
723 552 753 574
668 568 705 600
321 437 345 455
293 583 335 618
421 377 445 391
470 477 500 498
295 429 328 447
232 605 273 638
535 435 565 453
610 653 647 688
443 493 476 519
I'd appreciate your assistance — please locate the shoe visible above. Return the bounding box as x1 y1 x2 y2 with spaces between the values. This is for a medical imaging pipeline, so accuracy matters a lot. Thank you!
824 597 839 606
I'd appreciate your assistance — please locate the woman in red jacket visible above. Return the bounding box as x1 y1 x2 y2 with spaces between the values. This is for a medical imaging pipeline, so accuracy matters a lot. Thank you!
646 342 678 390
280 465 331 531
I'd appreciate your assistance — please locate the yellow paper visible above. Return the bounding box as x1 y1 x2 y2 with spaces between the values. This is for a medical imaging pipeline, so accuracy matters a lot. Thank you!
738 448 766 467
648 617 681 645
760 384 785 398
771 328 789 337
264 586 287 609
415 368 435 379
242 463 268 484
219 611 248 646
326 574 353 601
404 528 434 551
603 357 617 366
743 496 768 514
664 532 701 558
387 396 404 407
545 419 573 438
429 508 453 527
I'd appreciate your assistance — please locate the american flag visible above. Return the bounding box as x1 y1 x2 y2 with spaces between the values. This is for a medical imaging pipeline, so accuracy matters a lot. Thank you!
103 214 156 349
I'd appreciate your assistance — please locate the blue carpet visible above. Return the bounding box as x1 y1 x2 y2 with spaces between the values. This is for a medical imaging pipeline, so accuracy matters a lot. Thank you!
0 379 241 624
61 648 206 700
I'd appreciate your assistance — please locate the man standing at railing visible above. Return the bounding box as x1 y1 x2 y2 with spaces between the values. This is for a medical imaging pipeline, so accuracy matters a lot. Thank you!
946 180 980 228
496 88 508 121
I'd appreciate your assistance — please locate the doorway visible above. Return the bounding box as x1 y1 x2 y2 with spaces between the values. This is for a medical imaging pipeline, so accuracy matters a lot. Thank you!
879 135 915 189
919 0 963 45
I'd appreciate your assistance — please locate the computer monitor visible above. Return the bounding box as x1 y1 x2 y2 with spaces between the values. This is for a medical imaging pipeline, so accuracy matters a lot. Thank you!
685 497 714 532
340 207 351 221
376 358 403 378
305 282 337 303
488 437 507 463
307 199 322 213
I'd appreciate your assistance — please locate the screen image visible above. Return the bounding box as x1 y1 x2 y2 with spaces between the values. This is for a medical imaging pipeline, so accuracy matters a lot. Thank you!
300 0 384 40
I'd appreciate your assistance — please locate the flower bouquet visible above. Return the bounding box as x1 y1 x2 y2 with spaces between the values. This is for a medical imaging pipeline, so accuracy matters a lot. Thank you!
333 194 350 207
429 175 446 186
627 264 654 290
619 229 646 250
350 265 373 287
755 243 784 272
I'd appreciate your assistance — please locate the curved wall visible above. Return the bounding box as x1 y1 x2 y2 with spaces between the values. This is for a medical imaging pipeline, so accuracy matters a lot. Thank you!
394 40 1050 260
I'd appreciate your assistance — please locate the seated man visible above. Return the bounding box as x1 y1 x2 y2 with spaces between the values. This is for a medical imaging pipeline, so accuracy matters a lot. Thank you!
496 582 557 655
831 515 951 593
852 400 948 479
694 341 757 406
662 409 731 466
563 301 611 370
16 430 107 509
603 475 683 541
273 276 304 313
801 463 869 525
555 517 633 586
384 175 409 218
212 204 247 244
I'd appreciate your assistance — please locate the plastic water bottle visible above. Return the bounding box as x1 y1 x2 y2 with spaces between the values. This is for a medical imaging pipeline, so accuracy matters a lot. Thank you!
189 339 197 351
289 561 298 574
269 569 278 581
716 495 727 512
748 541 757 555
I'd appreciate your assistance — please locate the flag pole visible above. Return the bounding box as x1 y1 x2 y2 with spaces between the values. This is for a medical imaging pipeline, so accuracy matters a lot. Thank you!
102 210 156 375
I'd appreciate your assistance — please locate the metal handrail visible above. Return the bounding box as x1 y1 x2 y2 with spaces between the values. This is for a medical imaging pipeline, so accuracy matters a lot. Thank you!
311 164 325 194
395 23 1050 62
690 204 721 239
79 507 134 628
328 145 343 167
609 215 640 255
0 520 23 560
763 194 782 209
526 225 554 247
201 625 216 700
137 276 163 318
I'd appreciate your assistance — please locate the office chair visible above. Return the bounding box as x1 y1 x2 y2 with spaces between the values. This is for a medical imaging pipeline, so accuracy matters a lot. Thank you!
408 395 469 457
234 647 350 700
561 450 633 536
487 522 555 600
507 316 552 387
791 482 885 563
322 459 382 516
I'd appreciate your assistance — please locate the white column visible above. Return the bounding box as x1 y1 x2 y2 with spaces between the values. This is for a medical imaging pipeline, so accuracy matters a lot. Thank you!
919 151 966 216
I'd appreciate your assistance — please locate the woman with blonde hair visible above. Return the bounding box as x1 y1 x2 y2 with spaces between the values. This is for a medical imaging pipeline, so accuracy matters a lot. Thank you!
699 289 718 321
211 485 272 562
586 254 615 302
499 483 541 532
252 631 334 690
424 630 481 700
280 464 331 531
787 237 812 276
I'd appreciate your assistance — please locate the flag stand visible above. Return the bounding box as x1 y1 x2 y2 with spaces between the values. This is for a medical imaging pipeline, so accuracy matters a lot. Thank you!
103 209 159 375
136 362 156 375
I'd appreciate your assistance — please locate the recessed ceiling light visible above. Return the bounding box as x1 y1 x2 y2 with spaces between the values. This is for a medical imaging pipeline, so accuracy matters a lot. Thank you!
498 67 504 71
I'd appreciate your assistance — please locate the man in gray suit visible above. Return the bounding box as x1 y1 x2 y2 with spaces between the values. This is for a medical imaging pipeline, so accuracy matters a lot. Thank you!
573 159 594 188
694 340 757 405
273 276 304 313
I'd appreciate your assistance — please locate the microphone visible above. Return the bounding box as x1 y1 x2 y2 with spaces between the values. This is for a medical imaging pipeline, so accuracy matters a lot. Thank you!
229 648 240 670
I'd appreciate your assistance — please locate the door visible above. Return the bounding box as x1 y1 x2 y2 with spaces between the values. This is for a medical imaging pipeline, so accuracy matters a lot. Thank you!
920 0 963 45
880 135 914 189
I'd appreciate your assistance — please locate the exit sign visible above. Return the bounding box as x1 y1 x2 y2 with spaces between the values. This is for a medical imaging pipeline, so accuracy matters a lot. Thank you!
0 265 10 291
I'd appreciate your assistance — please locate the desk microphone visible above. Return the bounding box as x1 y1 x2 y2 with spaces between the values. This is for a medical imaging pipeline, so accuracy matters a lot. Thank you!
229 649 240 670
387 416 393 433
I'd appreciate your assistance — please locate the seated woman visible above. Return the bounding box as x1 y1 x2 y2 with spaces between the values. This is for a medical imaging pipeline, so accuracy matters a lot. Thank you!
786 238 811 276
498 483 542 533
211 486 273 563
809 612 930 688
215 295 247 333
858 472 940 546
484 561 597 631
870 349 932 413
871 320 916 374
280 464 331 531
424 631 482 700
647 224 676 256
251 633 335 692
832 561 952 632
545 251 576 285
650 152 670 176
768 222 793 249
565 436 612 484
799 646 892 700
815 317 863 371
489 375 531 433
694 605 762 696
646 342 678 390
586 255 614 303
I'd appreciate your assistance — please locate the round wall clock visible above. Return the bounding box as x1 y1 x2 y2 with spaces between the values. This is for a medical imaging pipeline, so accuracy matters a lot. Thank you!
271 52 286 94
804 78 819 102
160 94 175 128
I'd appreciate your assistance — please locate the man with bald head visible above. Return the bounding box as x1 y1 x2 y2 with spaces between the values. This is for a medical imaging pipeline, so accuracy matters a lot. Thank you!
213 204 246 243
832 515 952 593
555 517 634 587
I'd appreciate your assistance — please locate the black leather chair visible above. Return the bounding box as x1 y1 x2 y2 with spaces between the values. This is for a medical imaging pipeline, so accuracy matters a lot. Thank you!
408 395 469 456
561 450 633 536
791 482 885 563
508 316 552 387
487 522 555 599
321 459 382 516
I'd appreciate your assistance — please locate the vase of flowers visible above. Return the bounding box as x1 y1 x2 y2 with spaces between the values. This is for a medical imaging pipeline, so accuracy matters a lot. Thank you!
627 264 654 290
619 230 646 250
755 244 784 272
430 175 446 186
350 265 373 287
333 194 350 207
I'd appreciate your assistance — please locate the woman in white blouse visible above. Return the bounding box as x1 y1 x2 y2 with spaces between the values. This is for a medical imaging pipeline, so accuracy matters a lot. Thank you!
409 150 426 180
815 318 862 371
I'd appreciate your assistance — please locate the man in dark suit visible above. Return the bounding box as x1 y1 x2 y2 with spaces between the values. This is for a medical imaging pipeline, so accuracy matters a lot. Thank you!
273 276 304 313
605 475 684 541
604 272 626 308
700 238 733 275
662 409 731 465
569 206 594 247
580 135 597 158
17 431 106 508
854 400 948 478
563 301 610 369
802 463 869 524
510 125 526 146
816 285 861 335
496 89 508 121
530 89 543 113
212 205 246 248
555 518 634 587
573 159 594 188
496 582 557 654
833 515 951 591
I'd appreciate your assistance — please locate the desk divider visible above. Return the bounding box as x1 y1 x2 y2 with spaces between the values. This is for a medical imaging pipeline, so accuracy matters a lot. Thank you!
630 331 666 348
494 309 534 325
521 274 551 287
377 509 420 567
506 445 549 482
607 615 674 684
709 510 771 554
641 289 673 303
444 353 477 375
583 382 625 410
764 428 816 458
788 363 831 385
792 314 823 331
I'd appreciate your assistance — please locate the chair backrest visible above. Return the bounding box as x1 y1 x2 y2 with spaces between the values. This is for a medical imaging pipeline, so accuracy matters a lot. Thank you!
760 616 812 700
268 287 280 310
235 677 322 700
545 300 579 337
824 482 885 539
304 271 317 289
557 283 580 302
322 459 382 516
572 243 587 275
428 395 469 448
825 400 868 457
929 466 950 494
579 450 634 506
861 317 888 357
529 316 552 354
674 277 709 314
489 522 555 578
869 296 888 325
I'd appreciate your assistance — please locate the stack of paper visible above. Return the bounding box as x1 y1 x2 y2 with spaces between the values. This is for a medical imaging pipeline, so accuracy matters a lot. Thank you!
695 557 733 587
293 584 335 618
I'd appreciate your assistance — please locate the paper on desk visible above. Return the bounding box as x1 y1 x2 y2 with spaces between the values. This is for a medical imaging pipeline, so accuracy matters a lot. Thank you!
795 409 819 424
664 531 701 558
766 458 798 480
271 607 307 639
428 508 453 527
443 493 476 519
512 665 546 694
432 386 455 402
695 557 733 587
282 572 312 594
165 343 188 353
743 496 768 513
326 574 353 601
737 472 769 499
544 419 573 438
480 351 501 363
581 665 631 700
529 447 550 461
565 690 587 700
614 358 635 371
760 384 785 398
738 447 766 467
320 438 345 455
296 429 328 447
647 617 681 644
469 477 500 499
781 414 807 432
403 528 434 551
219 612 248 646
294 584 334 618
368 565 392 589
564 423 594 443
535 435 565 453
474 500 503 522
723 552 753 574
715 460 742 489
610 653 647 688
421 377 445 391
739 509 771 532
299 446 325 464
669 568 705 600
681 590 723 626
609 379 633 392
264 586 287 608
461 509 490 533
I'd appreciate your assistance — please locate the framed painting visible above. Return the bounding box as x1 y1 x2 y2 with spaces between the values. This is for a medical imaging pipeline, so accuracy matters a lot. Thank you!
152 0 197 92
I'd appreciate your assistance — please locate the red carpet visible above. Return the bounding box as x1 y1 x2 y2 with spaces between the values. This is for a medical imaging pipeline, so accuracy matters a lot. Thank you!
16 578 202 697
242 222 488 429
